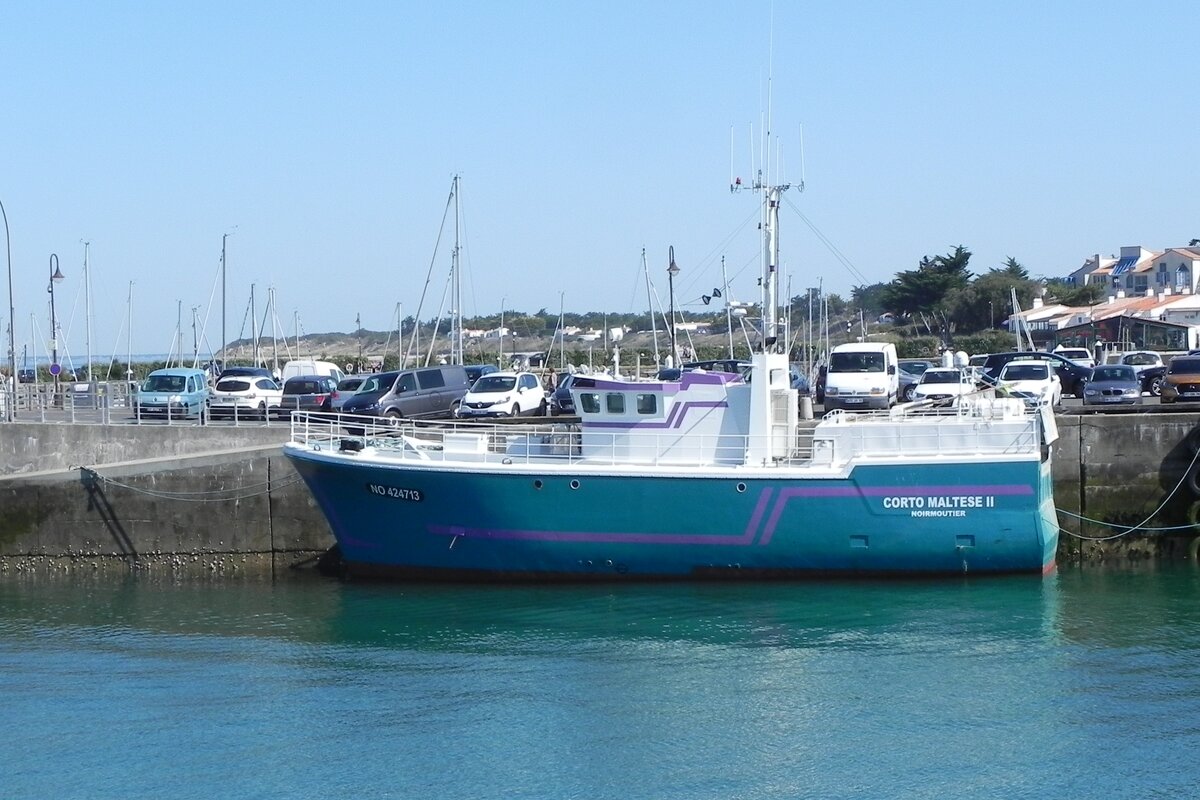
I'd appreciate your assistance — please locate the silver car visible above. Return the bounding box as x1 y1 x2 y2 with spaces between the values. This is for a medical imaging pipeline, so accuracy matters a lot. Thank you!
1083 365 1142 405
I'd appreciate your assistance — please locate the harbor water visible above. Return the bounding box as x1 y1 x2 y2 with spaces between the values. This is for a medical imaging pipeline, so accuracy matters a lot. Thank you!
3 566 1200 799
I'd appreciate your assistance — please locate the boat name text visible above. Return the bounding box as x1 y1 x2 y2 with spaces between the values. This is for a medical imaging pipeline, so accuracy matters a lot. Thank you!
882 495 995 517
366 483 423 502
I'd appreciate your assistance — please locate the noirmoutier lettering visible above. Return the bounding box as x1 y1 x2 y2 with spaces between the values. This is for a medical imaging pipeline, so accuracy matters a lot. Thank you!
366 483 423 502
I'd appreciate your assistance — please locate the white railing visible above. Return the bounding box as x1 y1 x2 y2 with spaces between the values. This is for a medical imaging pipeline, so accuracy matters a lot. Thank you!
288 406 1043 469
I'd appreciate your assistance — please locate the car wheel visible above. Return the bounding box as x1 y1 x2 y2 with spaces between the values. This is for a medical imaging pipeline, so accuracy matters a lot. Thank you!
902 385 915 402
258 402 267 420
509 404 519 417
538 399 548 416
1149 376 1164 397
385 409 403 428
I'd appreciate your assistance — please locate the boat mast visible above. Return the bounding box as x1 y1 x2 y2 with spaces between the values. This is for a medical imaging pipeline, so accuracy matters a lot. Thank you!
642 248 661 365
451 174 463 365
82 240 93 381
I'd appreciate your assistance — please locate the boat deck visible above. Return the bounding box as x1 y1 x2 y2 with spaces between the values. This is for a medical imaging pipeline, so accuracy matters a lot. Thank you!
288 400 1045 471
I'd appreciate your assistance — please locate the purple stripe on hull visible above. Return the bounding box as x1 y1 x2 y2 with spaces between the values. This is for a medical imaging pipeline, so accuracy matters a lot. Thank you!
427 483 1034 547
429 525 758 546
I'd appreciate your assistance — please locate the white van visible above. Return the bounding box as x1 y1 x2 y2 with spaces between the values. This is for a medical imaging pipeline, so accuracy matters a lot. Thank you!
281 360 346 384
823 342 899 411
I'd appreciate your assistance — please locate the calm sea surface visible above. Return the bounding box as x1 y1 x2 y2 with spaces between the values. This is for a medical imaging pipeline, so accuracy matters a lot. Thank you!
3 566 1200 800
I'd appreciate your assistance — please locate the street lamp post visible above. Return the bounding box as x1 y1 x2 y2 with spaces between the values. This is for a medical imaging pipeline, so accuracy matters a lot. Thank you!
2 198 14 422
667 246 681 367
48 254 64 403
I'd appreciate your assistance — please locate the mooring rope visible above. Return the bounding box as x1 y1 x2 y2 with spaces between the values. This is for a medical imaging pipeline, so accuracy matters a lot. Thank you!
76 466 302 503
1056 432 1200 541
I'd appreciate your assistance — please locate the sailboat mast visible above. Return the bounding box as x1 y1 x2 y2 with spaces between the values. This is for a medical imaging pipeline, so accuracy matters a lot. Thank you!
642 248 660 365
452 174 463 365
83 241 93 381
251 284 259 366
126 281 132 384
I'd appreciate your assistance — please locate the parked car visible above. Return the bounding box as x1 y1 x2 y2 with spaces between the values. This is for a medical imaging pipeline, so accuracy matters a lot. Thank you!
457 371 547 418
1104 350 1164 376
207 375 283 419
1139 365 1166 397
133 367 210 420
464 364 499 384
996 360 1062 408
1160 356 1200 404
1053 347 1096 369
898 359 936 377
551 373 580 415
330 375 370 411
341 365 470 422
978 351 1091 397
278 375 339 418
898 364 922 402
1081 365 1142 406
912 367 972 402
217 365 274 382
281 359 345 384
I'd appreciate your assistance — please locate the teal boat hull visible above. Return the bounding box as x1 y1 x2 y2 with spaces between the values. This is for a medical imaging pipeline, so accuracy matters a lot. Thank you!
287 447 1059 580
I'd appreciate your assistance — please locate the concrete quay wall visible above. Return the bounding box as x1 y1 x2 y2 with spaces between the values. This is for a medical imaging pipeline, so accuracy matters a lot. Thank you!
0 423 331 576
1051 414 1200 562
3 414 1200 575
0 422 293 477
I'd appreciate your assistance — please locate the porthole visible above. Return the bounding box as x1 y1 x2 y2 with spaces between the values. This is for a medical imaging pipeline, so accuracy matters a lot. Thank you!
570 479 581 490
533 479 544 490
736 482 747 493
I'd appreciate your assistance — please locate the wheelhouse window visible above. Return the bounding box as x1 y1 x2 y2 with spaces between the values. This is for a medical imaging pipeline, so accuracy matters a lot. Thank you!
636 393 657 414
606 393 626 414
579 393 601 414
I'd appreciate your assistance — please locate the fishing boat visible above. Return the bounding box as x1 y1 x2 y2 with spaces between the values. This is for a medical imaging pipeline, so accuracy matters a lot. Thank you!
284 183 1060 580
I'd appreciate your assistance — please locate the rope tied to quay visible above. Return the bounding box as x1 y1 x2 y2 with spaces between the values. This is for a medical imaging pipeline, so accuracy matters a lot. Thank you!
1057 429 1200 541
75 465 301 503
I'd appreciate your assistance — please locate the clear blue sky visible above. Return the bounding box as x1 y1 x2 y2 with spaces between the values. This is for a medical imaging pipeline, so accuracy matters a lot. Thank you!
2 1 1197 360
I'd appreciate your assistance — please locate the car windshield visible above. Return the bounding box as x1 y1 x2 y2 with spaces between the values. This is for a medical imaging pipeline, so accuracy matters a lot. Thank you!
1124 353 1160 366
284 380 322 394
357 374 397 394
143 375 186 392
1001 364 1049 381
474 376 517 393
338 378 365 392
920 370 961 384
1091 366 1135 382
901 362 931 375
216 379 250 392
830 352 885 372
1058 350 1089 359
1168 358 1200 375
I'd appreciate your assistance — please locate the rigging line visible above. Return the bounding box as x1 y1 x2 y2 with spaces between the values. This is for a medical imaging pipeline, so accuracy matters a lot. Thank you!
781 196 870 285
404 182 455 365
676 206 762 299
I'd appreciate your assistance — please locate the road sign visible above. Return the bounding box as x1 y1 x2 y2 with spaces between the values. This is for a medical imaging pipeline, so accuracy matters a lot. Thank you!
49 363 61 376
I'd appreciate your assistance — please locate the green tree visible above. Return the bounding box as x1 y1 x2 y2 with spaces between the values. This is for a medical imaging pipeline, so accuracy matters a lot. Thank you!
1041 278 1105 307
880 245 973 318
